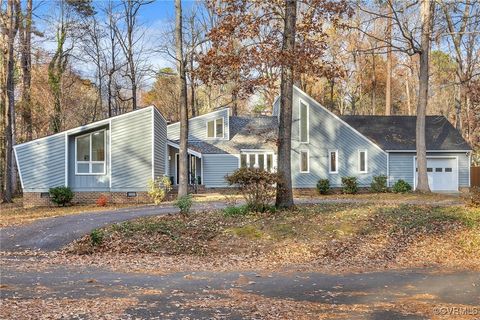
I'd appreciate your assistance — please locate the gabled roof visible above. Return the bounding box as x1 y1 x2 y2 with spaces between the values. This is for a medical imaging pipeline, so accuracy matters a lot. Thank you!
169 116 278 154
340 115 471 151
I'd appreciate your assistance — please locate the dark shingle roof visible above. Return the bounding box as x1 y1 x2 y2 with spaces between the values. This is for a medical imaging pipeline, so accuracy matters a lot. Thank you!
340 115 471 151
169 116 278 154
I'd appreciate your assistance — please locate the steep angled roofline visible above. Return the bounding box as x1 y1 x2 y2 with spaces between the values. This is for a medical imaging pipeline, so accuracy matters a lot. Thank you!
166 107 230 127
293 85 388 155
14 106 158 149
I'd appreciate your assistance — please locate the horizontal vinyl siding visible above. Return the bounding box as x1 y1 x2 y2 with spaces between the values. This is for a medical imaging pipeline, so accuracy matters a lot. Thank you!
389 152 470 188
167 109 229 141
111 108 153 191
154 109 168 178
291 87 388 188
15 133 66 192
202 154 239 187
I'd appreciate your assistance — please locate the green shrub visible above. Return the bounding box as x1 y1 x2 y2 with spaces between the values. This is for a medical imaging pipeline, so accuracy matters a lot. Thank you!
316 179 330 195
148 176 172 205
223 205 249 217
175 194 193 216
90 229 104 246
341 176 358 194
49 186 74 206
225 168 280 213
392 179 412 193
371 175 388 193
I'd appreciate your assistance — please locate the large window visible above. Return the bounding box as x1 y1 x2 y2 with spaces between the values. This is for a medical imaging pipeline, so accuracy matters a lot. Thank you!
240 152 274 172
76 130 106 175
358 149 367 173
207 117 224 138
329 150 338 174
299 100 309 143
300 150 309 173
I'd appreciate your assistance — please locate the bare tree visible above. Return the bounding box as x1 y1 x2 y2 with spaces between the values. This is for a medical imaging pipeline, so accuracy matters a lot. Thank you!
415 0 435 193
275 0 297 209
2 0 18 202
112 0 152 111
176 0 189 198
385 4 392 115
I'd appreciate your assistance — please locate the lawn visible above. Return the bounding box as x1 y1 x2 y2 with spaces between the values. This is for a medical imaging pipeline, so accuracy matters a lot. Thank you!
65 202 480 273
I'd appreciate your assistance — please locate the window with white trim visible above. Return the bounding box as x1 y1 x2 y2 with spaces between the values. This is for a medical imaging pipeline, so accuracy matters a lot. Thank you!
358 149 367 173
240 152 275 172
207 117 224 138
300 150 309 173
329 150 338 173
299 100 309 143
76 130 106 175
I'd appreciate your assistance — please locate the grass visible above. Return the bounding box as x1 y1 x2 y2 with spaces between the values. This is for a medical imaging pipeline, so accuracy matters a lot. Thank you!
68 202 480 271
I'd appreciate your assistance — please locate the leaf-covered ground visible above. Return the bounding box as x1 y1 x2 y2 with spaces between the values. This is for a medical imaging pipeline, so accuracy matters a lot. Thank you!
63 203 480 274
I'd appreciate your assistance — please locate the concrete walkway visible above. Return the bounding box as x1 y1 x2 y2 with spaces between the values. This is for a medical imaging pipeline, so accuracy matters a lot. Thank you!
0 197 462 252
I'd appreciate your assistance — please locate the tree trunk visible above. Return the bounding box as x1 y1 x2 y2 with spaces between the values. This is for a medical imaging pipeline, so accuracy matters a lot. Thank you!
385 4 392 115
275 0 296 209
18 0 33 140
415 0 434 193
190 55 196 117
371 51 376 115
176 0 189 198
405 77 411 116
3 0 18 203
454 73 462 129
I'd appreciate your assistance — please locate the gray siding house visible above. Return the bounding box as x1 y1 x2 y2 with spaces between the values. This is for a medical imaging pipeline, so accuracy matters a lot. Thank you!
15 86 472 206
15 107 168 206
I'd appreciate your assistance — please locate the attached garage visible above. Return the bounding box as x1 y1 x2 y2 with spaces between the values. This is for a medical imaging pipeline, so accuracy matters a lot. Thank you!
414 157 458 192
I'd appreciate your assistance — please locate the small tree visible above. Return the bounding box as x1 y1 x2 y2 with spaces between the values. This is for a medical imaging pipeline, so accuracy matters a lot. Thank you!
148 176 172 205
226 168 280 213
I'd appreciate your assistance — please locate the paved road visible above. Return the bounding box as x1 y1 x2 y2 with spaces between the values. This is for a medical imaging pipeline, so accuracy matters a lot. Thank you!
0 198 462 252
0 258 478 319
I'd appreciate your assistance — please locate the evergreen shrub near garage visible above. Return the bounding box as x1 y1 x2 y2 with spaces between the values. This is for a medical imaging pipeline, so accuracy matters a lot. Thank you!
392 179 412 193
371 175 388 193
49 186 74 206
341 176 358 194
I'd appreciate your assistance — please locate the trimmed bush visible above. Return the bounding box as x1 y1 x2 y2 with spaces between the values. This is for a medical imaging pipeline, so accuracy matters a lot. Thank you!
175 194 193 216
148 176 172 205
225 168 280 213
341 176 358 194
316 179 330 195
392 179 412 193
371 175 388 193
49 186 74 207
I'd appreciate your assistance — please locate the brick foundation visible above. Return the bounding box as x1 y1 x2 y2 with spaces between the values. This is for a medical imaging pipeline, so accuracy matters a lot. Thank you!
23 191 152 208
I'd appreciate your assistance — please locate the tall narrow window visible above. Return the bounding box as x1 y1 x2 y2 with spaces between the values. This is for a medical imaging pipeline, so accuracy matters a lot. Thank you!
358 149 367 173
240 154 247 168
299 100 309 143
266 154 273 172
329 150 338 174
76 130 106 175
207 117 224 138
249 154 256 168
300 150 309 173
207 121 215 138
258 154 265 170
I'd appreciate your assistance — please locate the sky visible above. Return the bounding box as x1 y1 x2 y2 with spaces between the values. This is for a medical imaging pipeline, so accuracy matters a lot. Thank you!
31 0 202 87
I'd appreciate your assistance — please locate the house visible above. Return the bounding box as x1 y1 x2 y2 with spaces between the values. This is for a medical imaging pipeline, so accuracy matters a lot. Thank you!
14 86 472 207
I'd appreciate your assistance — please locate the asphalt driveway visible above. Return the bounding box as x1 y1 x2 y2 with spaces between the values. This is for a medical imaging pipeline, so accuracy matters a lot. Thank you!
0 197 463 252
0 202 229 252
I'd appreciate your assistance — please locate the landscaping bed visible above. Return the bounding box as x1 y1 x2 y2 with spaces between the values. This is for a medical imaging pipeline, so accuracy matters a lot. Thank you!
64 203 480 273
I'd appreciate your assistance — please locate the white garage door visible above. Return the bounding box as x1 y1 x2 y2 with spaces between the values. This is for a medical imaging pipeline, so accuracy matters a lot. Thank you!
415 158 458 192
